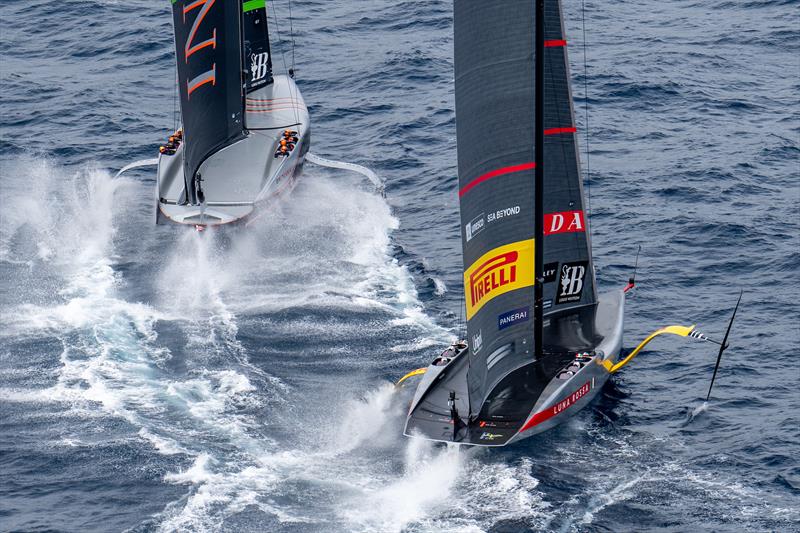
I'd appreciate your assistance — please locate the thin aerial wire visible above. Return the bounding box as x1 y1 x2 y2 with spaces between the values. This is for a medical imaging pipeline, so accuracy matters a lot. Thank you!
269 1 300 126
288 0 296 73
173 73 178 132
168 3 178 133
581 0 592 218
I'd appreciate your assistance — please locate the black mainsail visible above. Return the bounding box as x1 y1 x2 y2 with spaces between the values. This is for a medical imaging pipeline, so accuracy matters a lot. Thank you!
455 0 597 422
171 0 255 204
402 0 705 448
242 0 273 92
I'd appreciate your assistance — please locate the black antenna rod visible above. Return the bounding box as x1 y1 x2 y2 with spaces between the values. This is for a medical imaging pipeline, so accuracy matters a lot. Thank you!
534 0 545 359
706 290 742 401
625 244 641 293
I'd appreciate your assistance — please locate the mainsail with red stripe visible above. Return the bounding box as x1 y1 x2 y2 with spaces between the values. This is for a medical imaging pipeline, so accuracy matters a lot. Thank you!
454 0 597 419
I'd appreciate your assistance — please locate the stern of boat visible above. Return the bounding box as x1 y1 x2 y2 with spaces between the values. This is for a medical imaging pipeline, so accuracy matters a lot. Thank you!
403 290 625 447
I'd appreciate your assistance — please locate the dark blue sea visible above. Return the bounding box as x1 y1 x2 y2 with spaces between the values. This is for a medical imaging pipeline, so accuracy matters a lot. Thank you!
1 1 798 531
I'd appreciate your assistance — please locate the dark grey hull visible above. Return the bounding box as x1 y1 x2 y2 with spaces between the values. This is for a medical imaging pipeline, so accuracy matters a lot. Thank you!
404 290 625 447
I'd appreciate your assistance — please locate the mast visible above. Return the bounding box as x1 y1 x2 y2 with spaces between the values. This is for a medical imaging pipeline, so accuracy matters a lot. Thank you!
534 0 545 358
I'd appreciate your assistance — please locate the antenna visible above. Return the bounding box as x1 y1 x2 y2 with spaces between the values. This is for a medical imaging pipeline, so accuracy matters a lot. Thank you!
581 0 591 219
706 290 742 401
624 245 641 293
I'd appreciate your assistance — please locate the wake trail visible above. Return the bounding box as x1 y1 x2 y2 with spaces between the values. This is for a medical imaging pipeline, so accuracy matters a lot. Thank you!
148 169 458 531
0 158 280 457
1 157 462 532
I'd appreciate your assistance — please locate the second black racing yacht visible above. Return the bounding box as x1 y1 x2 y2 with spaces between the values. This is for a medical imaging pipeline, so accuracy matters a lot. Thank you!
156 0 309 227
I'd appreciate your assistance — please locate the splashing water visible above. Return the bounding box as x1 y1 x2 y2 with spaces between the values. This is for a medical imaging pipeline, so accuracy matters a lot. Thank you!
1 157 467 532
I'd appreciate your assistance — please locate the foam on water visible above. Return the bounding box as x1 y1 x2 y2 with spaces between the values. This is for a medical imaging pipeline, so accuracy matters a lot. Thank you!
3 0 799 529
150 376 553 533
343 439 463 533
8 161 773 533
690 400 710 420
0 159 167 417
1 157 464 531
0 158 273 463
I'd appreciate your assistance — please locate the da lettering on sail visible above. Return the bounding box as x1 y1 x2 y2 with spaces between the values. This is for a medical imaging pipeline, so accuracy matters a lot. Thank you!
464 239 535 320
544 210 585 236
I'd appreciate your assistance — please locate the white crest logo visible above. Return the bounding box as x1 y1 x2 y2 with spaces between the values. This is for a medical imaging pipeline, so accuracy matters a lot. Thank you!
250 52 270 81
465 213 485 242
556 261 588 305
560 264 585 296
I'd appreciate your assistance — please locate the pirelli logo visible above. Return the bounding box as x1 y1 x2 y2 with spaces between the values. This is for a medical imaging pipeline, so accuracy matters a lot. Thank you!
464 239 535 320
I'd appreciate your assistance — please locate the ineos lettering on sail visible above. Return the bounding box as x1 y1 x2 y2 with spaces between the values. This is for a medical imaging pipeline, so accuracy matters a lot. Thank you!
183 0 218 97
169 0 248 203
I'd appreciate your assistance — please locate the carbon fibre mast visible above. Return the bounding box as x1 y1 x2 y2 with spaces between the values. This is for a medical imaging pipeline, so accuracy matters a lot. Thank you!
534 0 545 365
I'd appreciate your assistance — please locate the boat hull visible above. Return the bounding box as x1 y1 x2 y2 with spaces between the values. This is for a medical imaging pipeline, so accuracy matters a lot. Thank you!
156 75 310 227
403 290 625 447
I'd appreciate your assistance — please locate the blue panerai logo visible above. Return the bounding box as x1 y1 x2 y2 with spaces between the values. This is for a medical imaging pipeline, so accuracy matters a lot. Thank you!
498 306 530 330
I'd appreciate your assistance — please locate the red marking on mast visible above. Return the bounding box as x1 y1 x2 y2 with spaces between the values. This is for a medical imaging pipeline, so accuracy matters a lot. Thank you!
545 39 567 47
544 126 577 135
459 162 536 198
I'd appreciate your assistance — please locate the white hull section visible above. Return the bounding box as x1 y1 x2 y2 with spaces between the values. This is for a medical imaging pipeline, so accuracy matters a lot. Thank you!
156 75 310 226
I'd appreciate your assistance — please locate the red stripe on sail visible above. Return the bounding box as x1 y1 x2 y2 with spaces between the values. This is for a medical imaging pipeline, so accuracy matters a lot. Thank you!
459 162 536 198
544 39 567 47
544 126 577 135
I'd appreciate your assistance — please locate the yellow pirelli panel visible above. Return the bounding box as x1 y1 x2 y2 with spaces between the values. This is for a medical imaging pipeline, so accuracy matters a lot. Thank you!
463 239 535 320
